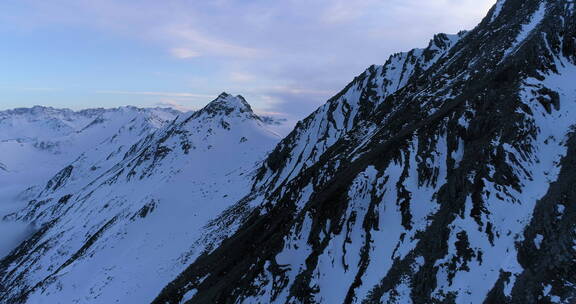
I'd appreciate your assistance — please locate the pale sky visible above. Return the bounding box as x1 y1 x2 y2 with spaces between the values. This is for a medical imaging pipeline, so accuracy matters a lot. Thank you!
0 0 496 119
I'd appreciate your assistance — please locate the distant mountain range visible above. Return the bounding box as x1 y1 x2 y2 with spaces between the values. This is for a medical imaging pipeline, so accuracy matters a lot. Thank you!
1 0 576 303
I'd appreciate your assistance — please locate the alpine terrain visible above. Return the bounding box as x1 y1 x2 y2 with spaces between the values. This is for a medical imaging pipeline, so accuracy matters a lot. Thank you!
1 0 576 303
0 95 281 303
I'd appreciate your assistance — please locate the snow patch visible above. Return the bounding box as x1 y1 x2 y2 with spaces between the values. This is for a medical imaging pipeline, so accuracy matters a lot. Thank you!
490 0 506 23
180 289 197 303
504 2 547 58
534 234 544 249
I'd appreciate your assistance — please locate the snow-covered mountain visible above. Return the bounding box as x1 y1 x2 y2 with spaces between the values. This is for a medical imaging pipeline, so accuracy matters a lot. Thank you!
0 105 179 195
0 95 281 303
148 0 575 303
2 0 576 303
0 106 180 259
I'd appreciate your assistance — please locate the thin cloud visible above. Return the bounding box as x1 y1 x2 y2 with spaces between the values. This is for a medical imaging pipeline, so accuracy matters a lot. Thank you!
96 91 214 98
170 48 201 59
154 99 195 111
320 0 380 24
0 86 61 91
1 0 496 117
165 25 262 59
266 86 333 96
229 72 256 83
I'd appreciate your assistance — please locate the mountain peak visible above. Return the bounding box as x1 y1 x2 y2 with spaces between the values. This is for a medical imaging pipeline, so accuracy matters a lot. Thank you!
193 92 258 120
214 92 253 110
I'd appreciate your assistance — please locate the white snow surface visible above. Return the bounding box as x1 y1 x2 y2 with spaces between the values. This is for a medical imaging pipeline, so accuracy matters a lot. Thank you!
0 95 281 303
0 106 178 260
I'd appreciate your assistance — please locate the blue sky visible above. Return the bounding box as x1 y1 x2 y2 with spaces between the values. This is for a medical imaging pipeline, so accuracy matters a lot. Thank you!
0 0 496 119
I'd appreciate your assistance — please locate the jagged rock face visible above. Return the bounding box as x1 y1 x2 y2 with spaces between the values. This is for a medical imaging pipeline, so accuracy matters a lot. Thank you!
193 93 259 120
260 116 288 126
255 31 465 194
152 0 576 303
0 96 280 303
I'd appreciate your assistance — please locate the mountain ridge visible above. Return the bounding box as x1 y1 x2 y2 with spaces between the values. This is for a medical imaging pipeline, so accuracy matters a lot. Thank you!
151 0 576 303
1 0 575 303
0 94 282 303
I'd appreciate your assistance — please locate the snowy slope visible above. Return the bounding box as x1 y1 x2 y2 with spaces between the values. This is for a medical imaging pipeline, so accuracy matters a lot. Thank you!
2 0 576 303
0 106 179 261
152 1 576 303
0 106 179 197
0 94 280 303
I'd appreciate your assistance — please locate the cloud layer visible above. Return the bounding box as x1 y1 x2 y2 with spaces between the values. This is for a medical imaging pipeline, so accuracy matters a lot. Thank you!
0 0 496 118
